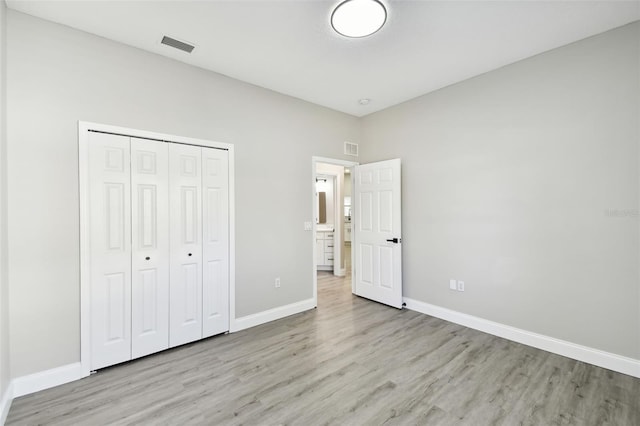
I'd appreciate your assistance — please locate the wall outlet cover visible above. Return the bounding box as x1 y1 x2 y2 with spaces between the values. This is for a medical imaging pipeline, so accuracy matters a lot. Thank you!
450 279 457 290
457 281 465 292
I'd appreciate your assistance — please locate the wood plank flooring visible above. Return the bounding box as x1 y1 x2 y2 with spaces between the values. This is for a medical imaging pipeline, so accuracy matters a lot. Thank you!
7 272 640 425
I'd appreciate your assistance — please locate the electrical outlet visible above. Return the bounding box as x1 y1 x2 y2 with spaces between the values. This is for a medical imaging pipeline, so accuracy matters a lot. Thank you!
450 279 457 290
457 280 465 292
275 277 281 288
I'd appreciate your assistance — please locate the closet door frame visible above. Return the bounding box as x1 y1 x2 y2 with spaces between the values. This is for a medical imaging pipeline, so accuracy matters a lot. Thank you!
79 121 236 378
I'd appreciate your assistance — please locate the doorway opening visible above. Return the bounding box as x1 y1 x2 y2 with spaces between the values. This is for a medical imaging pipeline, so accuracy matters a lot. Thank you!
312 157 358 307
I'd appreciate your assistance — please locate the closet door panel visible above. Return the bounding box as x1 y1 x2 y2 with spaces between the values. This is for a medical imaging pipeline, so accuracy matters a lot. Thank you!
202 148 230 337
169 144 203 347
88 132 132 370
131 138 170 358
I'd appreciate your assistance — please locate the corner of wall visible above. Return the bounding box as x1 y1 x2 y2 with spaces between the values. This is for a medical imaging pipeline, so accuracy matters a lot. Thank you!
0 382 12 426
0 0 11 422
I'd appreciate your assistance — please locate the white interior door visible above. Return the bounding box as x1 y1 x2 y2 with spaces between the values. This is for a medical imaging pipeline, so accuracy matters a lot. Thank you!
353 159 403 309
131 138 170 358
202 148 230 337
88 132 132 370
169 144 203 347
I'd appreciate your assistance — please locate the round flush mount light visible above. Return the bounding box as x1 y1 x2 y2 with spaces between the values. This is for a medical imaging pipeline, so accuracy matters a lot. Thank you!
358 98 371 105
331 0 387 38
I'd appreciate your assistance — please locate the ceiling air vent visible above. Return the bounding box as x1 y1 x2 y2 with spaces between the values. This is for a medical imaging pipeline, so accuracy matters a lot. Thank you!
161 36 195 53
344 141 359 157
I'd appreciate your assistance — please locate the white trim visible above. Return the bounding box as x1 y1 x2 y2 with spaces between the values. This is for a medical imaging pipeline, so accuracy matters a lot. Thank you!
78 121 234 151
331 174 342 277
311 159 318 308
312 156 358 168
348 170 355 294
403 298 640 379
78 121 91 378
230 298 315 332
0 382 13 425
78 121 235 376
12 363 83 398
227 146 237 337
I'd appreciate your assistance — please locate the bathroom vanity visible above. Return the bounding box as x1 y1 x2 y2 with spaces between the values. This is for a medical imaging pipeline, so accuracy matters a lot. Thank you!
316 226 334 270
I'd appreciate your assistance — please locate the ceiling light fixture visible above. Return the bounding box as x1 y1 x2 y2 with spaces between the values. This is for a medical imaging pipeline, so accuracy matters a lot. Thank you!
358 98 371 105
331 0 387 38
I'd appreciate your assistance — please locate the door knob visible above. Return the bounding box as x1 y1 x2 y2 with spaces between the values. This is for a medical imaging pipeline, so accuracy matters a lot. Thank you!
145 256 150 260
386 238 401 244
188 253 192 256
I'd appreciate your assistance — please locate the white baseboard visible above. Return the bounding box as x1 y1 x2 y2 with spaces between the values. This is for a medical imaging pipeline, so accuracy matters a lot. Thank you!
3 298 314 411
230 298 315 333
403 298 640 379
0 382 13 425
12 362 83 399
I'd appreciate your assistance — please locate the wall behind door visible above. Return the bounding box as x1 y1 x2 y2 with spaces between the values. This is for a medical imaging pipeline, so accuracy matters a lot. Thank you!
6 11 360 378
360 22 640 360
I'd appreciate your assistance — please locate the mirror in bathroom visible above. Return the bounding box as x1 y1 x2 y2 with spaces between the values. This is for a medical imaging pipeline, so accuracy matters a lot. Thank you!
318 192 327 224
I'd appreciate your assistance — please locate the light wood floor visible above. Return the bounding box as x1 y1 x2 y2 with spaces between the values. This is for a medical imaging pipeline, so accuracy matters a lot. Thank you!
7 272 639 425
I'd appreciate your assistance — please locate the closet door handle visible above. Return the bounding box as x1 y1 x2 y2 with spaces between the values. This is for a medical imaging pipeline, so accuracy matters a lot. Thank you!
145 256 150 261
188 253 192 257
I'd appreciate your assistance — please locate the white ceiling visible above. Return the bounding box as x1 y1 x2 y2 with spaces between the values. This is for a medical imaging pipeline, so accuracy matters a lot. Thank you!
6 0 640 117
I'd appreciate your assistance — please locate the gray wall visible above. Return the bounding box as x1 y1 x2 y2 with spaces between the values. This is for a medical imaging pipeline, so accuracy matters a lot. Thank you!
0 0 9 404
361 22 640 359
6 11 360 378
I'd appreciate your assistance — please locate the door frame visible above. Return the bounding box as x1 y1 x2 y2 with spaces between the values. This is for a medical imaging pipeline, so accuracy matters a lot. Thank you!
315 173 341 276
78 121 236 377
311 156 358 307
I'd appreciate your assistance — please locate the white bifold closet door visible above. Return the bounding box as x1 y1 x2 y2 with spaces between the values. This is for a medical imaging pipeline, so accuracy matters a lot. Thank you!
89 132 132 370
88 132 229 371
168 144 230 346
201 147 229 337
131 138 170 358
168 144 204 347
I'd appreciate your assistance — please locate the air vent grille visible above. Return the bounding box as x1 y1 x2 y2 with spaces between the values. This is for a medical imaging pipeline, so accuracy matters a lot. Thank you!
161 36 195 53
344 141 359 157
